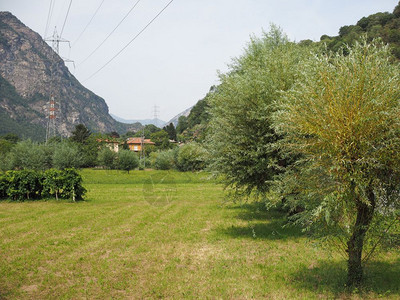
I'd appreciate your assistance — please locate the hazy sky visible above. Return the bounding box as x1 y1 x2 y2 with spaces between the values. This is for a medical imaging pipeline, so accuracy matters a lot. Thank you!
0 0 398 122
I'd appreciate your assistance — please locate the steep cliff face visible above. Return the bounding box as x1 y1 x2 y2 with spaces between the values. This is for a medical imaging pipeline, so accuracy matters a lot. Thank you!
0 11 140 140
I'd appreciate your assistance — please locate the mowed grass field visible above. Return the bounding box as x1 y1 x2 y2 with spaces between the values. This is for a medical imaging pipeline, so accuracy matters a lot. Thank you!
0 169 399 299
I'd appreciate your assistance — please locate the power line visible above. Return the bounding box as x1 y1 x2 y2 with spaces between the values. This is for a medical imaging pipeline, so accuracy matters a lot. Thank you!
73 0 105 46
82 0 175 82
78 0 142 67
44 0 55 38
60 0 72 38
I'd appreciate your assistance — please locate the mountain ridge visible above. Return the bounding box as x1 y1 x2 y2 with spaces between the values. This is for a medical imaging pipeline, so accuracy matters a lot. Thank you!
0 11 141 140
110 113 166 127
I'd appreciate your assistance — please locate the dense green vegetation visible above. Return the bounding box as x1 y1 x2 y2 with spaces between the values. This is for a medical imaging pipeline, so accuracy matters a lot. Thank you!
0 168 85 201
0 169 399 299
176 86 213 142
320 2 400 58
0 123 208 174
207 25 400 285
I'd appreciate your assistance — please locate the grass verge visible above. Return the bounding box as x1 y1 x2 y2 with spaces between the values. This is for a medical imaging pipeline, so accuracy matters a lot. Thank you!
0 169 399 299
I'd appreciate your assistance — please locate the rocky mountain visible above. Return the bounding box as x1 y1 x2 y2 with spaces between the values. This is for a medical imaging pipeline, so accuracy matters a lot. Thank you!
166 106 193 127
0 11 141 140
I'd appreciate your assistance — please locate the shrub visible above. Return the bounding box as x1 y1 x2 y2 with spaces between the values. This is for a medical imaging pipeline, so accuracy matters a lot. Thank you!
208 26 309 198
154 150 175 170
177 143 207 171
42 169 64 200
53 141 83 170
98 147 117 169
0 174 7 199
8 140 48 170
0 168 86 201
117 150 139 173
5 169 43 200
58 168 86 201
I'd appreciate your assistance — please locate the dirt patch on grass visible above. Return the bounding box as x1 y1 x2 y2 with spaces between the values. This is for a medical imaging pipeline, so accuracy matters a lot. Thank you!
21 284 38 293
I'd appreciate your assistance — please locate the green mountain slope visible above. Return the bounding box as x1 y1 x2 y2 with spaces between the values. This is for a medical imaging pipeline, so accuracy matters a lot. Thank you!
319 2 400 58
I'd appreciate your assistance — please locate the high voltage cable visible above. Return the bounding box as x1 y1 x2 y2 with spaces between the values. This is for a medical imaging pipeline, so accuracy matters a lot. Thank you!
73 0 105 46
60 0 72 38
82 0 174 82
44 0 55 38
78 0 142 67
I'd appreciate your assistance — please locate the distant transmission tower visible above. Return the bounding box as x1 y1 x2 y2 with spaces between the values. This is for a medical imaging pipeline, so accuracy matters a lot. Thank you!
140 125 146 168
153 105 160 128
46 95 57 141
44 27 74 143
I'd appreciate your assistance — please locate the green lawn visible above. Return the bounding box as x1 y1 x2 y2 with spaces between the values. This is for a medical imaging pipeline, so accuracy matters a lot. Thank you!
0 169 399 299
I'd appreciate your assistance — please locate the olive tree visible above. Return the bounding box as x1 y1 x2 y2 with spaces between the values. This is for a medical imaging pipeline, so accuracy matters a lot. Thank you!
98 147 117 169
8 140 48 170
273 40 400 285
117 150 139 173
53 141 83 170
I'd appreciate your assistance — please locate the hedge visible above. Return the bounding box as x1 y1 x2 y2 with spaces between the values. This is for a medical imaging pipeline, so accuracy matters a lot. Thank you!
0 168 86 201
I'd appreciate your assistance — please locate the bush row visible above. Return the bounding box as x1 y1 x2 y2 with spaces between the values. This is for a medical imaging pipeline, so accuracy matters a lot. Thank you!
149 143 208 171
0 140 84 171
0 168 86 201
97 142 208 172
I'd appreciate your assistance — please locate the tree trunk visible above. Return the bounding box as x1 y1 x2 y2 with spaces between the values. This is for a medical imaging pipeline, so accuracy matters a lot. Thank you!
347 185 375 286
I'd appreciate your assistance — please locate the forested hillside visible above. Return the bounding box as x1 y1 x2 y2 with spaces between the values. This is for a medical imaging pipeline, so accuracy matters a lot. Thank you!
319 2 400 58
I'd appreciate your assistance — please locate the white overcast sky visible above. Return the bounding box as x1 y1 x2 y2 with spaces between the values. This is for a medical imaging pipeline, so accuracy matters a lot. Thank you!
0 0 398 122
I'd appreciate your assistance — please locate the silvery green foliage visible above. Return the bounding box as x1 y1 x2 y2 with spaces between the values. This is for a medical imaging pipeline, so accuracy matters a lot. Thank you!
53 141 83 170
177 142 207 171
98 147 117 169
118 149 139 173
208 25 311 199
8 140 50 171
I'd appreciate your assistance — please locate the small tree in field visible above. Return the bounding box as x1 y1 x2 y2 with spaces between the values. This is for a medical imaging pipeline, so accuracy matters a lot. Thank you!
98 147 117 169
274 40 400 286
118 150 139 173
53 141 83 170
70 124 91 144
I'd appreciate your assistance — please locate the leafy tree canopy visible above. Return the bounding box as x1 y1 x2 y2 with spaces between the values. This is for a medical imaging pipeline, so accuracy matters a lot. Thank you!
70 124 91 144
319 2 400 59
208 25 311 198
273 39 400 285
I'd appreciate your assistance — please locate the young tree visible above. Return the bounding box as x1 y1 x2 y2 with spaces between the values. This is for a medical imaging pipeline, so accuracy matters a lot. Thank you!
208 26 310 198
274 40 400 285
153 149 176 170
150 130 170 150
53 141 83 170
8 140 48 170
117 150 139 173
70 124 91 144
177 143 207 171
163 123 177 141
176 116 188 134
98 147 117 169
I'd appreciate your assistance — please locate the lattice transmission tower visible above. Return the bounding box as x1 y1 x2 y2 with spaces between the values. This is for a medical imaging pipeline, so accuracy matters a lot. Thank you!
153 105 160 128
44 27 74 143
